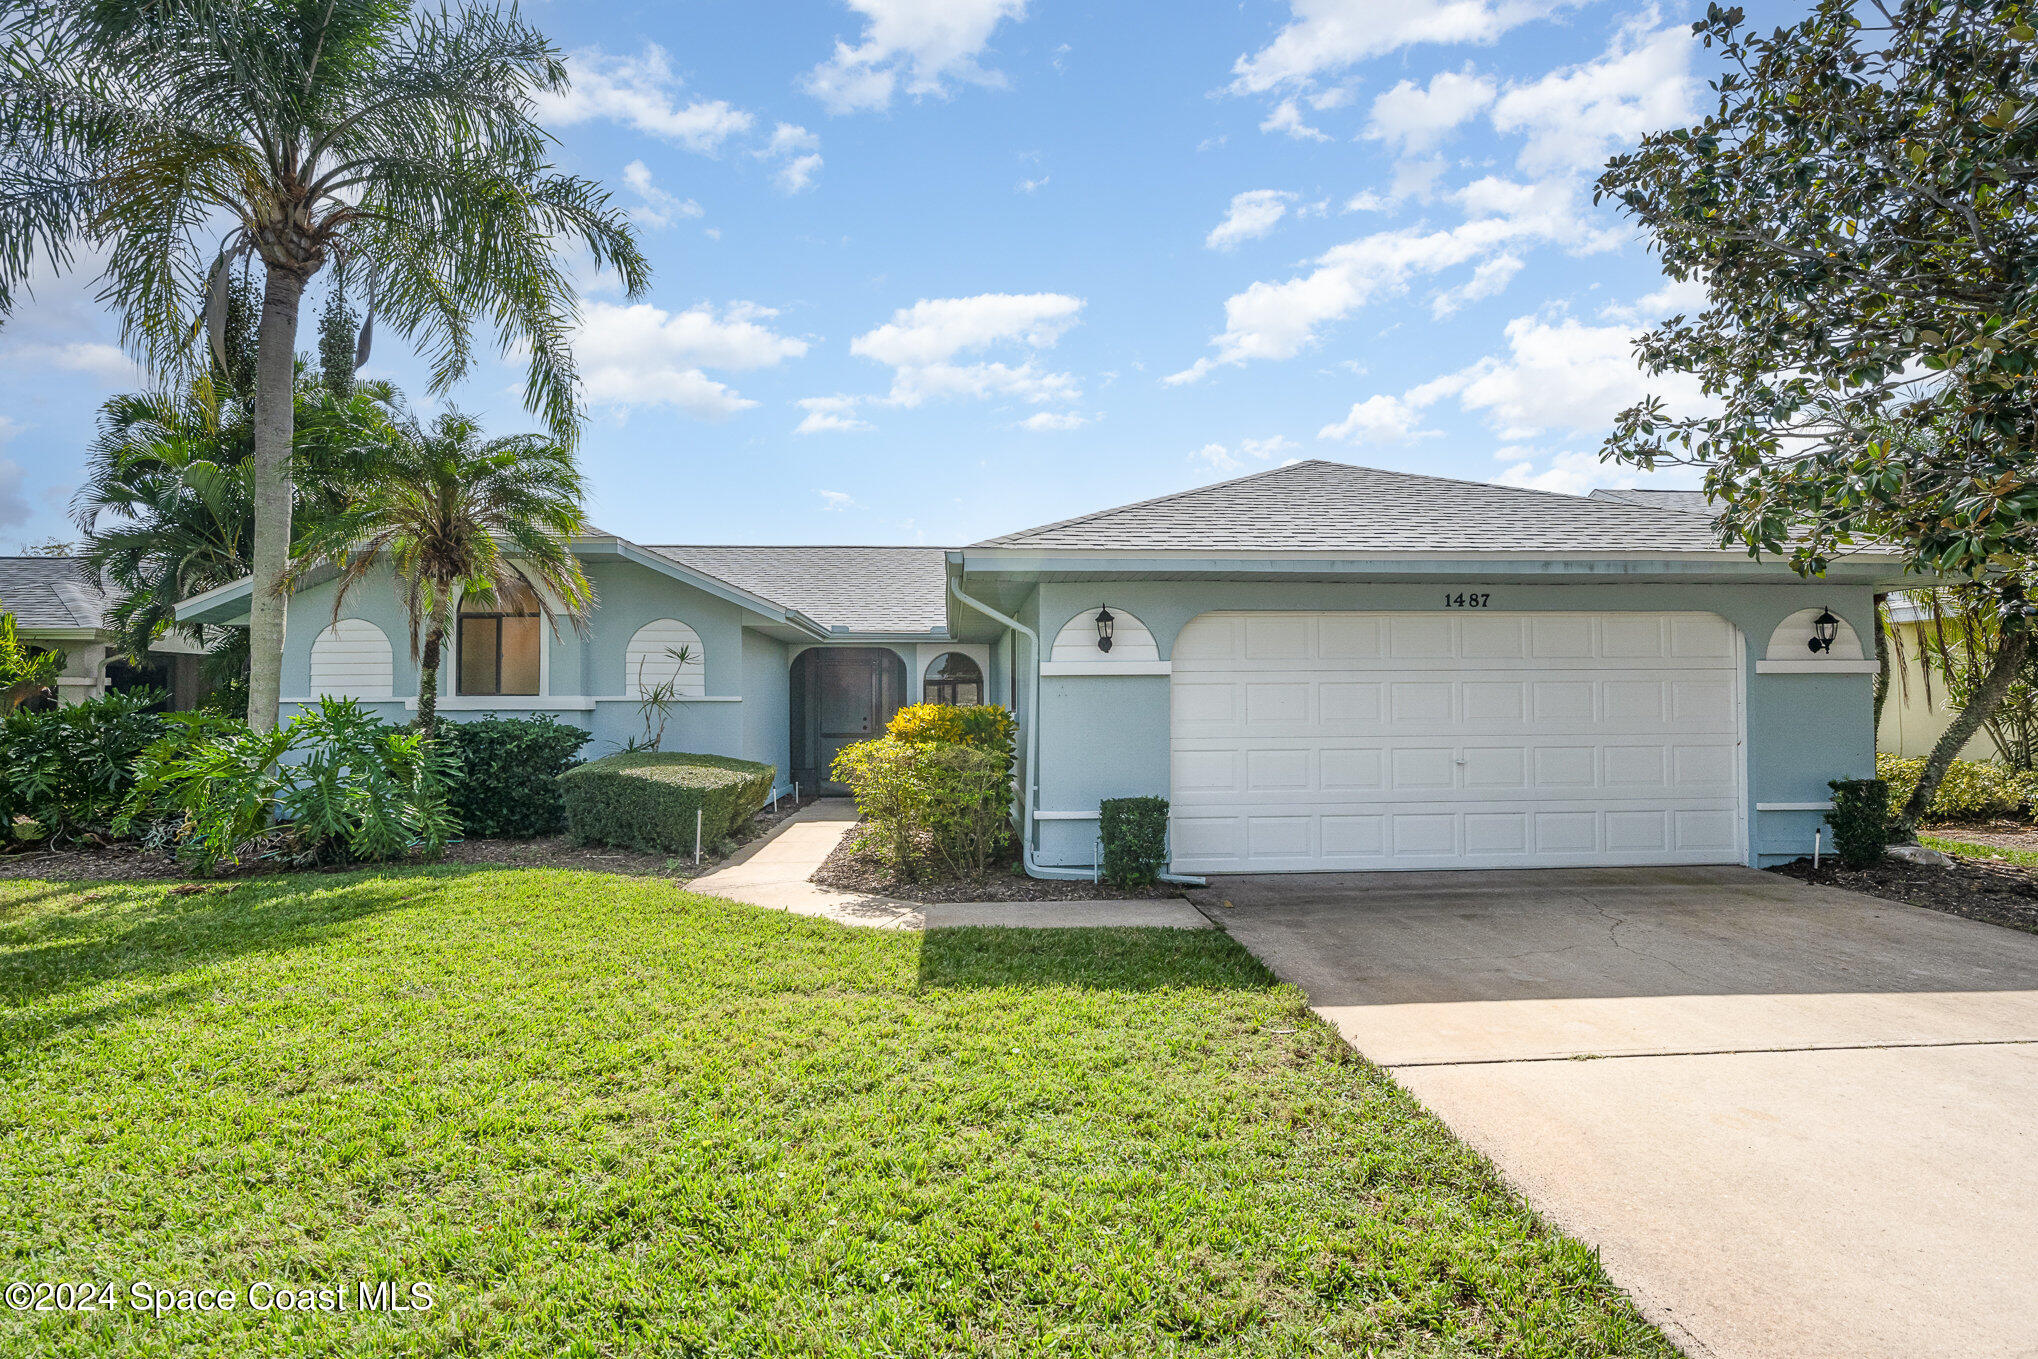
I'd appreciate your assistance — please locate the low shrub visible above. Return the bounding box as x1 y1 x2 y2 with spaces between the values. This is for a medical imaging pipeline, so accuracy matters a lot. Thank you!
1875 752 2036 822
1100 796 1170 887
558 751 775 857
121 698 458 875
1826 778 1892 868
833 736 1013 882
887 702 1017 755
0 689 169 841
436 715 592 838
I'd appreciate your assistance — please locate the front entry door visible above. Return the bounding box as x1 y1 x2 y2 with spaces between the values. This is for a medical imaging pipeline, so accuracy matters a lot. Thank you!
793 647 906 789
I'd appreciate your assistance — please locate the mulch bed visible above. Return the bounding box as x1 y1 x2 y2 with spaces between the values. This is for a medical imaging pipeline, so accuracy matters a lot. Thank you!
0 794 826 885
1770 849 2038 935
812 822 1184 902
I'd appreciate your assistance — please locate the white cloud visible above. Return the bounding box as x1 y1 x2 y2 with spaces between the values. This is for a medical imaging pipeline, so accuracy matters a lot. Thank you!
1492 449 1634 496
838 293 1086 411
1429 252 1522 317
1017 174 1050 193
885 360 1079 408
620 160 704 229
1168 176 1614 381
540 47 754 154
1317 393 1438 444
794 395 874 435
1491 18 1698 176
757 123 824 193
1598 275 1710 324
1206 190 1296 251
1444 311 1710 439
1260 97 1328 141
1 341 146 386
1364 66 1496 155
1191 434 1300 472
0 457 28 529
575 300 808 417
851 292 1081 367
804 0 1029 114
1231 0 1570 93
817 489 857 510
1017 410 1087 432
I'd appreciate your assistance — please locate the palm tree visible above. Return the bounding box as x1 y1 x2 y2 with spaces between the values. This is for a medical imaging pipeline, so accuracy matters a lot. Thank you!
73 368 401 673
0 1 648 731
295 410 592 736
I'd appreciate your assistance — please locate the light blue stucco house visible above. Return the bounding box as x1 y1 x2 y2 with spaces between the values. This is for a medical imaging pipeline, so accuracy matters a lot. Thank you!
177 460 1902 876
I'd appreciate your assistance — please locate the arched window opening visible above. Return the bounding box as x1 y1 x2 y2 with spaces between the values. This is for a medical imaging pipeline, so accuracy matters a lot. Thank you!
924 652 983 706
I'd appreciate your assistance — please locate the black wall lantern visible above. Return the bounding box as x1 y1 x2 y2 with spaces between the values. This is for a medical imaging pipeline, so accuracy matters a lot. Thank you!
1806 608 1840 654
1095 605 1116 653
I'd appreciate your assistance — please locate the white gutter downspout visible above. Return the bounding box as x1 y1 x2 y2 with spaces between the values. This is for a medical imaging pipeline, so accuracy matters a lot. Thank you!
949 575 1206 888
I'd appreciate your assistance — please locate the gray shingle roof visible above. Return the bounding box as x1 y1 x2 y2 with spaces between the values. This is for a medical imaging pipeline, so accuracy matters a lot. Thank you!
645 545 952 633
972 460 1732 553
0 557 112 630
1588 487 1714 515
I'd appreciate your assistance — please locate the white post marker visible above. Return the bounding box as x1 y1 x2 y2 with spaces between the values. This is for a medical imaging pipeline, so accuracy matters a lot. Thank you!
695 807 703 865
1814 827 1823 870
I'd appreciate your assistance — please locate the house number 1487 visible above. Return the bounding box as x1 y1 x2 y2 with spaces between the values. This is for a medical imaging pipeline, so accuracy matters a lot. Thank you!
1443 592 1492 608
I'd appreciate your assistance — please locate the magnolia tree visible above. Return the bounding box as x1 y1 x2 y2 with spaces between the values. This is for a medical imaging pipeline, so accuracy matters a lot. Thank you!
0 0 646 730
1597 0 2038 826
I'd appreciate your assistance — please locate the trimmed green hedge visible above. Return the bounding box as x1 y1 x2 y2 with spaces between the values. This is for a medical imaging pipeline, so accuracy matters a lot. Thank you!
558 752 776 857
437 716 591 839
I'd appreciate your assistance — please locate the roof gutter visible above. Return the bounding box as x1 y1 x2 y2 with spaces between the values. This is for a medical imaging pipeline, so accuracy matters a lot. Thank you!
948 574 1204 888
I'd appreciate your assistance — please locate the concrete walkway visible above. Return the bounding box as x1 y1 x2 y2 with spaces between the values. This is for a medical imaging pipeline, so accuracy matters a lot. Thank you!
690 799 1208 931
1196 866 2038 1359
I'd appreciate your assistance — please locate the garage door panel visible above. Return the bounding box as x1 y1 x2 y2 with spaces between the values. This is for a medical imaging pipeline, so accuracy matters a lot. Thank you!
1170 611 1743 872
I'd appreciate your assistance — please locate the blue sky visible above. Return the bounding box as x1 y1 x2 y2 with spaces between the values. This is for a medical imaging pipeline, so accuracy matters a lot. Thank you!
0 0 1789 552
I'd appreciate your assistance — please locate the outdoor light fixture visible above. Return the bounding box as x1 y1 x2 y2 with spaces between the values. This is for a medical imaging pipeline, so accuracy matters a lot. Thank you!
1807 608 1840 654
1095 605 1116 653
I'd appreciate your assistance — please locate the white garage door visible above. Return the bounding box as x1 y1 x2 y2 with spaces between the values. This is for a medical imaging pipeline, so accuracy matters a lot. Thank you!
1169 611 1743 873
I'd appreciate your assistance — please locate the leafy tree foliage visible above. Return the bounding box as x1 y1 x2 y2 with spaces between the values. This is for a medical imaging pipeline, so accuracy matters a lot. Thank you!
293 410 593 737
72 368 402 706
0 1 648 731
1596 0 2038 825
0 613 65 715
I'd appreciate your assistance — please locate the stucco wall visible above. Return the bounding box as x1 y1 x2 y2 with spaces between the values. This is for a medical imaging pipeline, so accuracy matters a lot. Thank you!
1019 578 1879 870
277 559 777 764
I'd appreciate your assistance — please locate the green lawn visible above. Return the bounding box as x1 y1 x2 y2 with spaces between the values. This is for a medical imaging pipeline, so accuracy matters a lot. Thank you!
1 869 1673 1357
1923 834 2038 867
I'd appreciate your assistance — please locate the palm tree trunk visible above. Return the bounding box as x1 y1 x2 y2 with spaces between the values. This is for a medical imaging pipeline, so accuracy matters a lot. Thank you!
417 602 450 738
1899 627 2032 830
246 263 307 732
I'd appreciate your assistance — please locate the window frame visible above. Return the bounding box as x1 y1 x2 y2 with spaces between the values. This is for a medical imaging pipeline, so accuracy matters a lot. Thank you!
453 584 545 699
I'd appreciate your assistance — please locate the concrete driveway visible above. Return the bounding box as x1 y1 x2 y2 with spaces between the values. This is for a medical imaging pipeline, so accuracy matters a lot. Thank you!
1196 866 2038 1359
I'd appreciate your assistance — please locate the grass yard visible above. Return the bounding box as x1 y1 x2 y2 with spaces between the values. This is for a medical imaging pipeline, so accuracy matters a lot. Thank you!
1 869 1673 1358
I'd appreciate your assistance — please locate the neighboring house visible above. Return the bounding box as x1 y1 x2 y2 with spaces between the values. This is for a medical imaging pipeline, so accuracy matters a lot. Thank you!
1588 487 1997 761
0 556 211 709
180 461 1904 873
1878 599 1999 763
